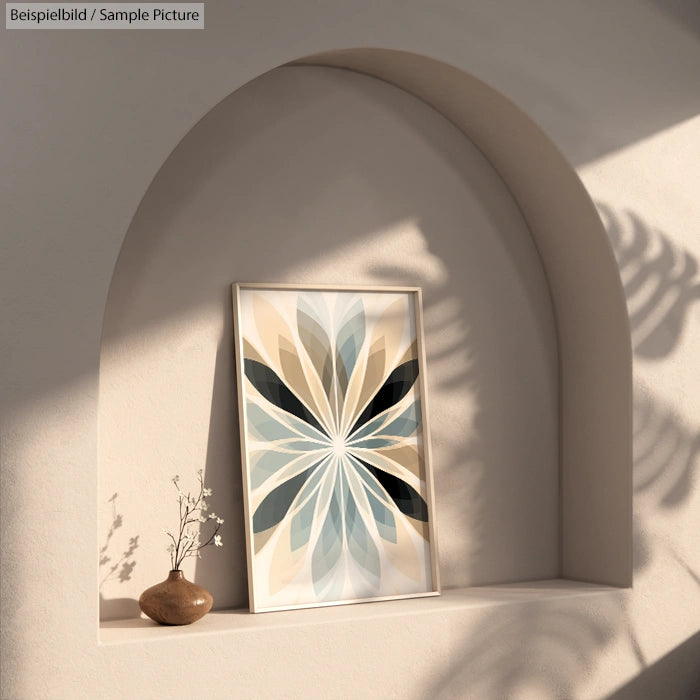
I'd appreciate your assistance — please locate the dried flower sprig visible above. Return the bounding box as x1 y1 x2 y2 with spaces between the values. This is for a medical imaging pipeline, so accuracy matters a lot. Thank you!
164 470 223 570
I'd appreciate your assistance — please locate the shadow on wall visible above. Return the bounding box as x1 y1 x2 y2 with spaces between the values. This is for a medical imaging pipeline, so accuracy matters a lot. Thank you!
633 387 700 512
632 383 700 585
606 630 700 700
597 203 700 359
196 335 248 606
599 200 700 584
648 0 700 36
99 493 141 620
427 596 621 699
374 0 700 168
424 205 700 698
425 400 700 700
423 375 700 698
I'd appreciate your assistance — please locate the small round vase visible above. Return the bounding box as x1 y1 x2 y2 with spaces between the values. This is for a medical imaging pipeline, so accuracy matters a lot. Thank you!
139 570 213 625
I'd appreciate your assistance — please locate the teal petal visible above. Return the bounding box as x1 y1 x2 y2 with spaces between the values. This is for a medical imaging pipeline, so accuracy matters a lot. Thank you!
284 439 329 452
345 484 381 580
311 476 343 593
286 415 330 441
247 403 298 442
250 450 328 490
367 491 397 544
346 413 390 442
382 401 422 438
335 298 365 396
290 491 318 551
348 454 386 502
253 465 317 534
295 456 328 504
348 437 397 449
249 450 292 489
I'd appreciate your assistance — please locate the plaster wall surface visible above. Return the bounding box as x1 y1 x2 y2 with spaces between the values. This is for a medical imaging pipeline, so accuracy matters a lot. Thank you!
2 1 700 698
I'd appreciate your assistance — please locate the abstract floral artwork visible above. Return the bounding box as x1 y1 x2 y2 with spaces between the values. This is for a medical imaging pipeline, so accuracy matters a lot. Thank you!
232 284 439 612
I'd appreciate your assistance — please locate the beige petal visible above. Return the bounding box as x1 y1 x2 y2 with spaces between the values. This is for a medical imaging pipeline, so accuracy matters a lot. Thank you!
341 337 385 435
375 444 425 480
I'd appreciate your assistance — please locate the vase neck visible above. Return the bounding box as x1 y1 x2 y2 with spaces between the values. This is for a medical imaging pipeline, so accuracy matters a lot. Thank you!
168 570 185 581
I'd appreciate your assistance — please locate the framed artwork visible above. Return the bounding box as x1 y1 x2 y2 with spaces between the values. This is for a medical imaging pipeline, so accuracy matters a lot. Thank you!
232 283 439 612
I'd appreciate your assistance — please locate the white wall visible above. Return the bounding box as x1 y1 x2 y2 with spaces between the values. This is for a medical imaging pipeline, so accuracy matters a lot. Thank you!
2 1 700 698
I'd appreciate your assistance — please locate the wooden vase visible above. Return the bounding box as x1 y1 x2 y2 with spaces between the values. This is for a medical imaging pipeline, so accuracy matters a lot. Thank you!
139 570 213 625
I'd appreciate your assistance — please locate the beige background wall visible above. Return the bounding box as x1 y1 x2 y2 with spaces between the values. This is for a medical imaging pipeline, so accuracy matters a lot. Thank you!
2 1 699 698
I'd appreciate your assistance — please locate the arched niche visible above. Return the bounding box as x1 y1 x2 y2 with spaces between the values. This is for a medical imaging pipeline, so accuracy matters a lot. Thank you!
99 49 631 620
295 49 632 586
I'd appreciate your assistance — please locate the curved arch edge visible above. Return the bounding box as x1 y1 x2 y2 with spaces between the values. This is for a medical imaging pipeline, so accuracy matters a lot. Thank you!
292 48 632 586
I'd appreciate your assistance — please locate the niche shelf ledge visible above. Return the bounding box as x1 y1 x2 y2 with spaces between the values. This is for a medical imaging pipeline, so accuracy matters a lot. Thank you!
99 578 621 645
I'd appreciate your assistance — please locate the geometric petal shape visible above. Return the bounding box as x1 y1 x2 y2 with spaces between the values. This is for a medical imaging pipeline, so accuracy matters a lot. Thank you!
278 334 330 430
352 455 429 523
366 490 397 544
244 358 326 435
252 464 317 534
349 359 419 436
249 448 293 489
345 479 381 580
246 403 299 442
348 437 397 449
381 400 422 438
374 444 424 480
311 480 343 593
283 439 330 451
346 412 391 442
342 338 386 436
335 297 365 399
348 454 390 502
290 491 318 552
234 284 438 611
297 296 334 400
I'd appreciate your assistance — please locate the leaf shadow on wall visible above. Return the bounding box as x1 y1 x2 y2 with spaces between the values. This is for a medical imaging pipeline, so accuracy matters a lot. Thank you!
598 202 700 359
99 493 141 621
428 596 621 700
606 630 700 700
424 205 700 698
633 387 700 514
599 201 700 586
627 363 698 686
630 385 700 592
423 379 700 699
602 204 700 689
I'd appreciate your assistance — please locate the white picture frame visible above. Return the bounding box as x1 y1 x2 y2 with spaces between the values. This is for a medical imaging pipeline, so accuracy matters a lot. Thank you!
232 283 440 612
